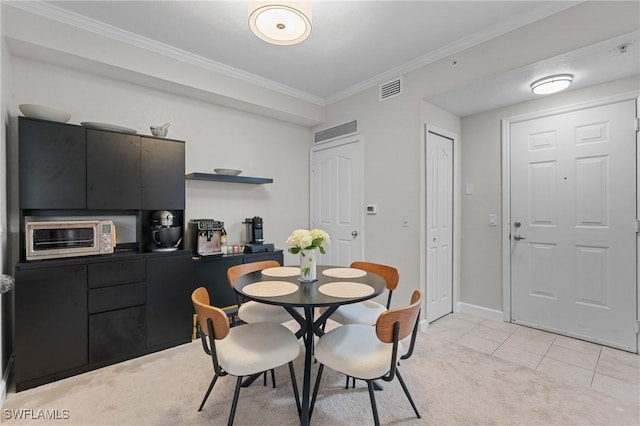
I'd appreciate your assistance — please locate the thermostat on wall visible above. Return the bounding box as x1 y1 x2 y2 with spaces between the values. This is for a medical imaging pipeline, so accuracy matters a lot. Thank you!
366 205 377 215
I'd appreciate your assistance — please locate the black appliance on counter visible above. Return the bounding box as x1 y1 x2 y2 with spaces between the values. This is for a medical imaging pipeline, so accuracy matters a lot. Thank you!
149 210 182 252
243 216 264 244
243 216 274 253
186 219 224 256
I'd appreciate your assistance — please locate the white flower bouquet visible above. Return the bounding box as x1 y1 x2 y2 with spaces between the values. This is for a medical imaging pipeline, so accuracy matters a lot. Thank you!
286 228 330 254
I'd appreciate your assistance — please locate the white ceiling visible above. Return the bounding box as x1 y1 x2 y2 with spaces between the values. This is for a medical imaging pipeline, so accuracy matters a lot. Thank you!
17 1 640 116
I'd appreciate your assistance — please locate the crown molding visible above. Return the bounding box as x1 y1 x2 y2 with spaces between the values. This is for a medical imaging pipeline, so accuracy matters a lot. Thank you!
325 1 580 105
6 0 326 106
8 0 580 108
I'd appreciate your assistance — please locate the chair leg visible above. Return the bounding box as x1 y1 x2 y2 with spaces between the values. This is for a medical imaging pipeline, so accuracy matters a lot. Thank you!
288 361 301 416
263 371 267 386
271 368 277 388
344 375 357 388
310 363 324 418
366 380 380 426
228 376 243 426
198 374 219 411
395 369 421 419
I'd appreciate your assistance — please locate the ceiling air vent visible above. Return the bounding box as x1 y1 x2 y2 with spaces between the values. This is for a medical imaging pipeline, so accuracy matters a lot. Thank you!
314 120 358 144
379 77 402 101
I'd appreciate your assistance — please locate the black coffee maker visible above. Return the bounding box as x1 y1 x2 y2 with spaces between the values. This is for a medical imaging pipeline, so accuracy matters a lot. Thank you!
243 216 264 244
150 210 182 252
243 216 273 253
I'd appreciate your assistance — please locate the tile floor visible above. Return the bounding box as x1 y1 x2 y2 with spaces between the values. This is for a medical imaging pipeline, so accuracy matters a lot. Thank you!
428 313 640 405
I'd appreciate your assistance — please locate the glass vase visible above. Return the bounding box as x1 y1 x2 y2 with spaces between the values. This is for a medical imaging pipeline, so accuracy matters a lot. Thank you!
299 249 317 282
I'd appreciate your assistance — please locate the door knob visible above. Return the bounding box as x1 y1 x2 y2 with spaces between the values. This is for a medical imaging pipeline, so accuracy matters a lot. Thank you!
351 230 359 237
513 234 526 241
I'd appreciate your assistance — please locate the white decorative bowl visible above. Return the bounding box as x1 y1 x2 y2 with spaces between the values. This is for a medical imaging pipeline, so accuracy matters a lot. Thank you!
19 104 71 123
214 168 242 176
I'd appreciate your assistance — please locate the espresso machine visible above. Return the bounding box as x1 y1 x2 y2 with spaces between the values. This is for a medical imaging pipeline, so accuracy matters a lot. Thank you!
243 216 274 253
186 219 224 256
149 210 182 252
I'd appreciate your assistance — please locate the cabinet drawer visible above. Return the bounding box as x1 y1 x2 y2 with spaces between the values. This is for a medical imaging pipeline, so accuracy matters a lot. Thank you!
88 259 145 288
88 282 145 314
89 306 146 363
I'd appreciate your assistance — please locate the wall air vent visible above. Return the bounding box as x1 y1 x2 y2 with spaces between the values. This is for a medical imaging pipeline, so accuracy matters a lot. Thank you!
314 120 358 144
379 77 402 101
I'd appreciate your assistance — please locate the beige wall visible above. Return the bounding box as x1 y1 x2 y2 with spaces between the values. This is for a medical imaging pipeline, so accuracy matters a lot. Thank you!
9 57 313 268
460 76 640 311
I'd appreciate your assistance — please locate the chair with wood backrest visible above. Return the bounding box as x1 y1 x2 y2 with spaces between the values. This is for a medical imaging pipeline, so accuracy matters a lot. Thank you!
191 287 301 425
227 260 296 325
310 290 422 426
227 260 301 387
327 261 399 326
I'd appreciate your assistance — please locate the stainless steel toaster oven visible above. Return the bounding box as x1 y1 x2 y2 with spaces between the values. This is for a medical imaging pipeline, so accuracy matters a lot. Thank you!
25 220 116 261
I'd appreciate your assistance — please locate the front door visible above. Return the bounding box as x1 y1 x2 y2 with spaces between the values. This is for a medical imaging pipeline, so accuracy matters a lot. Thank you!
426 130 454 323
310 137 363 266
510 99 637 351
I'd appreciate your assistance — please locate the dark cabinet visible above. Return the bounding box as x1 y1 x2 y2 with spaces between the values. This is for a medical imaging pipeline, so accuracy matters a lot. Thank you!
193 256 243 309
19 118 86 209
14 251 193 391
89 306 146 363
87 257 146 364
146 253 193 347
14 264 88 389
141 137 185 210
88 258 145 288
192 251 284 310
86 130 141 209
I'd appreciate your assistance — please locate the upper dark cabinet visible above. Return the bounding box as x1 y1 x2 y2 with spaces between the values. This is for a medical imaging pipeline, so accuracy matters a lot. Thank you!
87 130 141 209
19 118 186 215
19 118 86 209
141 137 185 210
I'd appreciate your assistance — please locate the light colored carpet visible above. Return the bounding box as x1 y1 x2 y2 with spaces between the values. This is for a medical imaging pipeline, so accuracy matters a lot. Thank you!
3 325 639 425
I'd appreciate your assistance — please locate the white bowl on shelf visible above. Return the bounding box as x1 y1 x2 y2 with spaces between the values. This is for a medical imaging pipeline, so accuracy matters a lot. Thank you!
214 168 242 176
19 104 71 123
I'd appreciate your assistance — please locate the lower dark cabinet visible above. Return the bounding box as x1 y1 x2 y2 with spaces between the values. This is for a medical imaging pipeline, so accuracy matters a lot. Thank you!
14 264 88 388
14 251 193 391
191 251 284 310
146 253 193 348
89 306 146 363
193 256 243 309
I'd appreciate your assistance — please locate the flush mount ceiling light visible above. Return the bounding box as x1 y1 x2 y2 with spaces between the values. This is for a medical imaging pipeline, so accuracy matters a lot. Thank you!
248 1 312 46
530 74 574 95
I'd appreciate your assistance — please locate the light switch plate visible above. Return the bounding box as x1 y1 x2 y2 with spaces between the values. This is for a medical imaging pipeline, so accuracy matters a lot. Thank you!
488 214 497 226
366 205 377 215
465 183 474 195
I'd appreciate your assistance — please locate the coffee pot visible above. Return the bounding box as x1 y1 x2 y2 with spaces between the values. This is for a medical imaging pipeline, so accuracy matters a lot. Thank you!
243 216 264 244
150 210 182 251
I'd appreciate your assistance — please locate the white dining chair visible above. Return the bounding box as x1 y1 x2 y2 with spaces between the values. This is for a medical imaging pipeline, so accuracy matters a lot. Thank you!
326 261 399 326
227 260 295 325
191 287 301 425
310 290 422 426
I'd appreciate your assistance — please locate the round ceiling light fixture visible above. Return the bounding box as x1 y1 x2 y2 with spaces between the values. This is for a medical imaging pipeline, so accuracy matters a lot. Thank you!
248 1 312 46
530 74 574 95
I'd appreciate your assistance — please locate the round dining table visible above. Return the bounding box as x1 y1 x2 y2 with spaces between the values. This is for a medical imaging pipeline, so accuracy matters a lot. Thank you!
233 264 386 426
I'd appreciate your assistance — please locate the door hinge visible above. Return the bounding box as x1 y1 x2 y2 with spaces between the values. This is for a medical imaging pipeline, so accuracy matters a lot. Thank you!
635 220 640 233
636 118 640 132
636 320 640 334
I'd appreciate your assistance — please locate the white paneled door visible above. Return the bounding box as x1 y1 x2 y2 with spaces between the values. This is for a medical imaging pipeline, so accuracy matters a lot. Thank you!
510 100 637 351
426 130 454 323
310 137 363 266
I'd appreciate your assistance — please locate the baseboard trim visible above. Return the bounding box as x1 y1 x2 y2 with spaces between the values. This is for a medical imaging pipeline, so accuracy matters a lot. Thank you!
1 356 14 408
456 302 503 322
